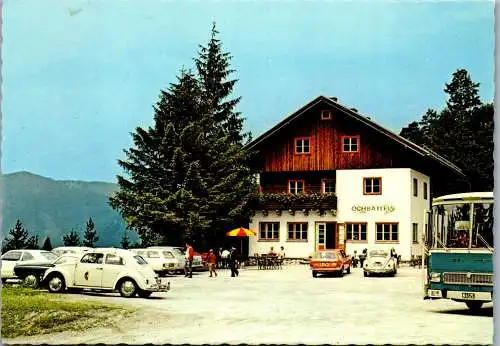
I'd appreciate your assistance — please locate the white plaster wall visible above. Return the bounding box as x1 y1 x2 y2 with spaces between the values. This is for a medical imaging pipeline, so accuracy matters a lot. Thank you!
410 169 431 257
249 211 336 258
336 168 412 260
250 168 427 260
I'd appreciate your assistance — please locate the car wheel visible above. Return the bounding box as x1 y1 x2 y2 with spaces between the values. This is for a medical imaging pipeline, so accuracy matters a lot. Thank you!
346 266 351 274
364 271 368 277
465 301 483 311
119 279 137 298
339 269 344 277
138 289 153 298
47 274 66 293
22 273 40 289
167 270 176 276
312 271 317 278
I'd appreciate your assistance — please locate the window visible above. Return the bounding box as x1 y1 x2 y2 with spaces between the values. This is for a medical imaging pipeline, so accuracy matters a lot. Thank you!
376 223 399 242
134 255 148 265
288 180 304 194
259 222 280 240
162 251 175 259
105 254 124 265
364 177 381 195
412 223 419 243
41 252 58 261
80 253 104 264
287 223 308 241
346 223 367 241
342 136 359 152
21 252 34 261
322 179 335 193
321 110 332 120
423 182 428 200
295 138 310 154
413 178 418 197
1 251 22 261
147 251 160 258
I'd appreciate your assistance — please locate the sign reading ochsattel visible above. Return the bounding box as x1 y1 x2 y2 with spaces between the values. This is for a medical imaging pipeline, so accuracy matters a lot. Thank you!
352 204 396 214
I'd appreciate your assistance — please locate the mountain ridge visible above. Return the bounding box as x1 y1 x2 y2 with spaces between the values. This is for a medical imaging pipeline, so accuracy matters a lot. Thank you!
1 171 139 247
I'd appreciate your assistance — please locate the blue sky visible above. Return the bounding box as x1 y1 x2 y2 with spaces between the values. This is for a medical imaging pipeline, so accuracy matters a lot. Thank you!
3 0 494 182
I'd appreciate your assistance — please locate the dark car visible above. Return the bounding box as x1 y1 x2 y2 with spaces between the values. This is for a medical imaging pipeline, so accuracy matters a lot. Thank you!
14 255 79 288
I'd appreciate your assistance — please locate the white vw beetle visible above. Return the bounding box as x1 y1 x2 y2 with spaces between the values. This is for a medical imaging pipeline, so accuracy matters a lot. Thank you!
363 249 397 277
42 248 170 298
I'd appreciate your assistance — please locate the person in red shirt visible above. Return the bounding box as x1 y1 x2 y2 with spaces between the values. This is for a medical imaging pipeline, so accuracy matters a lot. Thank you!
184 242 194 278
207 249 218 277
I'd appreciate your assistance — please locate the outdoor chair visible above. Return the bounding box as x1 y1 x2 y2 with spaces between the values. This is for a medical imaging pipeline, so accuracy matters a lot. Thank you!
257 255 267 270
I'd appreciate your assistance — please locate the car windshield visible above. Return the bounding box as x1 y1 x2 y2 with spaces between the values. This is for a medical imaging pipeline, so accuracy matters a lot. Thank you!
134 255 148 265
369 250 388 257
41 252 59 261
314 252 338 260
172 248 184 256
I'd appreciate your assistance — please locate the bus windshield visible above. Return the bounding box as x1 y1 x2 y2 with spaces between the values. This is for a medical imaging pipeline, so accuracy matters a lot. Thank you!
431 201 493 249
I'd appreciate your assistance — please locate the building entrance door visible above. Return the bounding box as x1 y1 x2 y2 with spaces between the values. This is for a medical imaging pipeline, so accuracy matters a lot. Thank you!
316 222 337 251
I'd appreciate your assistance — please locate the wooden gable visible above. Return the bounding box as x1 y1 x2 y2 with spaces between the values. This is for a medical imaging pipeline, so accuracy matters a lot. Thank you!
247 96 465 179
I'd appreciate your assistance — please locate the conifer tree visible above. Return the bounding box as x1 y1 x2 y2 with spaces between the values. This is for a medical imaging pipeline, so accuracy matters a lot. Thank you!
195 22 250 145
400 68 493 191
111 26 258 249
2 220 39 252
120 231 130 249
82 217 99 247
63 229 81 246
42 236 53 251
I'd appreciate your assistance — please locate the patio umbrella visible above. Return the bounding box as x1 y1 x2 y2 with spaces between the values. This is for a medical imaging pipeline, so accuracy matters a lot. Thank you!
226 227 257 254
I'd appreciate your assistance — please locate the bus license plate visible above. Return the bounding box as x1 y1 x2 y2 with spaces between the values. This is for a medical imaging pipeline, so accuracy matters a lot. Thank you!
462 292 475 300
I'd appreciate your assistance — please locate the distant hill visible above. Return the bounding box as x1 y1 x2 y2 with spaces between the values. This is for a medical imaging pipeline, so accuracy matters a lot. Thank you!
1 171 139 247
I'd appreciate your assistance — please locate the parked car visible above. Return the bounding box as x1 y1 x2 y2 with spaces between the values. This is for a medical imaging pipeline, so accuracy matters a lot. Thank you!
310 249 352 278
14 255 79 288
131 247 185 275
173 247 204 271
52 246 92 256
42 248 170 298
1 250 59 280
363 249 397 277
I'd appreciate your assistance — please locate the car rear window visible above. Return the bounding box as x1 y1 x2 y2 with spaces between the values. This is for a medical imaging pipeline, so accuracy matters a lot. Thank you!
314 252 338 260
41 252 58 261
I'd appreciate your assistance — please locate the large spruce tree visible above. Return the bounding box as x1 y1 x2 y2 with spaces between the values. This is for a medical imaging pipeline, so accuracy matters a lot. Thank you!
110 25 257 249
195 22 250 145
400 69 493 191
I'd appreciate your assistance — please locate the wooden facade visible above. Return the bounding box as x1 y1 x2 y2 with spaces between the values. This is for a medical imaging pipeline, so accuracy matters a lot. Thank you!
249 97 466 198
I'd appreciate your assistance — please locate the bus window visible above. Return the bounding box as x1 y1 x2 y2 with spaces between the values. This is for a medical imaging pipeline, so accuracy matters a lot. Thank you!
472 203 494 248
432 203 471 248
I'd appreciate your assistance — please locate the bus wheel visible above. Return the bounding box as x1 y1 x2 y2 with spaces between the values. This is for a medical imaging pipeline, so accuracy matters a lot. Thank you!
465 301 483 311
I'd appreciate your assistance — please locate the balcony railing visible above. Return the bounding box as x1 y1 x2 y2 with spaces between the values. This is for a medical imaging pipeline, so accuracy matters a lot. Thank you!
255 191 337 215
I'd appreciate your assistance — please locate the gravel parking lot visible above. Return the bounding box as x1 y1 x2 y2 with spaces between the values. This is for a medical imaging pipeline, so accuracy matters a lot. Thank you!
5 265 493 345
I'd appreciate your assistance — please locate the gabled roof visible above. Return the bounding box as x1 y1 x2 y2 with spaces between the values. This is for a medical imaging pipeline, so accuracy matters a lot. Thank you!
245 95 465 178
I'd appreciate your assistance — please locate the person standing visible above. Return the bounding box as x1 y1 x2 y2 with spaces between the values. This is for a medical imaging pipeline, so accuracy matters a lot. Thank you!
207 249 218 277
217 247 223 269
184 242 194 278
228 245 239 277
221 248 230 269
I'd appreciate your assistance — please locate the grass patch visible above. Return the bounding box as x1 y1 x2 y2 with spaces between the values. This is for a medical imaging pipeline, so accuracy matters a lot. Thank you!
2 286 133 338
